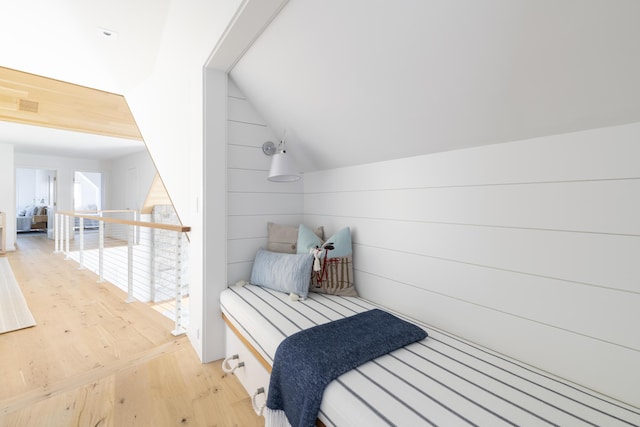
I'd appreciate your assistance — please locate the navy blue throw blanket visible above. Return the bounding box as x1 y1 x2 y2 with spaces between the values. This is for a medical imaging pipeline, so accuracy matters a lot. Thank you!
266 309 428 427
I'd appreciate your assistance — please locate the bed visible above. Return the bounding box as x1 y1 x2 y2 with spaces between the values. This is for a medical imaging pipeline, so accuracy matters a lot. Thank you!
16 215 33 232
221 284 640 427
16 205 48 232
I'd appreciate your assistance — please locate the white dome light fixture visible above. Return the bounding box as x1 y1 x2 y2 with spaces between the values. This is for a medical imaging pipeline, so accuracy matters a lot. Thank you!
262 139 301 182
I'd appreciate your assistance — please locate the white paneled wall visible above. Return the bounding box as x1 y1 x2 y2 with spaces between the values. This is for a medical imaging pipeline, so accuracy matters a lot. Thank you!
303 122 640 407
226 79 304 284
0 143 15 251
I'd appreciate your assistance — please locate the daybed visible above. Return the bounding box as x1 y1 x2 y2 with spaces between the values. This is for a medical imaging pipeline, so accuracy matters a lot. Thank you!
221 223 639 426
220 284 640 427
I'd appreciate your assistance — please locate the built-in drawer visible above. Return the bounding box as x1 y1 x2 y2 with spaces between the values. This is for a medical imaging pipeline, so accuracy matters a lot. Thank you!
224 323 271 412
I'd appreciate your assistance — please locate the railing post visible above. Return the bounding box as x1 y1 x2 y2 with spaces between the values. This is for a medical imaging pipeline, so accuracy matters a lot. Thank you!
53 209 190 336
150 227 156 302
133 210 139 245
126 224 135 303
57 213 62 253
172 231 185 336
98 220 105 283
64 214 70 260
54 213 59 253
78 217 84 269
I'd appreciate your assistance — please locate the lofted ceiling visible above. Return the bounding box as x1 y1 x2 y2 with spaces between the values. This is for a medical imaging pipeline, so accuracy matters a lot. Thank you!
2 1 639 168
0 66 144 160
0 0 170 93
0 0 169 160
230 0 640 172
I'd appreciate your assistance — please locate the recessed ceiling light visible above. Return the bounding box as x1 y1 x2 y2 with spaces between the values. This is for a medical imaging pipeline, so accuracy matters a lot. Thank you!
97 27 118 40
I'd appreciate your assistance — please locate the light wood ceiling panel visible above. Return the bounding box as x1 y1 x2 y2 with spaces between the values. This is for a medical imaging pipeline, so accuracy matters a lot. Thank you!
0 66 142 140
141 173 173 214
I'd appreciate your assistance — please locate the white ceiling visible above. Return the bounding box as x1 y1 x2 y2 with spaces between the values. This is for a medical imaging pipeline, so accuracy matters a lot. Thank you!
230 0 640 172
2 1 639 167
0 0 169 160
0 121 146 160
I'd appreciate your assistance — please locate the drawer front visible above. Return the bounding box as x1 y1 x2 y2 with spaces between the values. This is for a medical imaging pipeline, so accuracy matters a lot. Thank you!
224 324 271 400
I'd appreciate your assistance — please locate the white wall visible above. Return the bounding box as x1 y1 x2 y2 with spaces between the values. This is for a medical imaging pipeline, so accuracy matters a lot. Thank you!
107 150 157 211
16 167 55 212
0 143 16 250
15 151 155 215
35 169 52 205
15 169 37 210
125 0 242 361
226 79 304 284
15 153 110 215
74 172 102 210
303 122 640 408
14 151 159 245
14 153 109 246
201 68 227 362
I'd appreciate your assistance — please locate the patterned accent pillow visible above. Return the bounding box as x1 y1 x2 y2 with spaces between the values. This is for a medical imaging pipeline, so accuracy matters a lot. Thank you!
267 222 324 253
310 254 357 297
297 225 358 297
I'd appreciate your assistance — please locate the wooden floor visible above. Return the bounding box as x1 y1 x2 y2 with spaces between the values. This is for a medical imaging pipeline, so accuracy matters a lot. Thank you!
0 233 264 427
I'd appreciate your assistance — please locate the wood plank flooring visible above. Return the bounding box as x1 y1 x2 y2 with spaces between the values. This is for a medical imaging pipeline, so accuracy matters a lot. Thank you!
0 233 264 427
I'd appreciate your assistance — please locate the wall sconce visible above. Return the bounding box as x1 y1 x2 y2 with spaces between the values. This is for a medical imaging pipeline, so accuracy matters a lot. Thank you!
262 140 301 182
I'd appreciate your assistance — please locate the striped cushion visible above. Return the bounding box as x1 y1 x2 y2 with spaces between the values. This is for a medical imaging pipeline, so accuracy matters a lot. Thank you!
220 285 640 427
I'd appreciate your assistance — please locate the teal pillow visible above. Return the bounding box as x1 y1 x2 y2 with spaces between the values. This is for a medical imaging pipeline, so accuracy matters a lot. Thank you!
250 249 314 299
296 224 322 254
297 225 357 296
297 225 352 258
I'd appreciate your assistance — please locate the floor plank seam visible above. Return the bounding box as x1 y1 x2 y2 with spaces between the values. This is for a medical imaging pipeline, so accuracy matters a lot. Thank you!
0 336 188 416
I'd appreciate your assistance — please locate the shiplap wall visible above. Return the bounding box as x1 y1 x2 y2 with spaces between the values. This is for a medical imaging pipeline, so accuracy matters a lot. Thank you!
226 79 304 284
303 123 640 407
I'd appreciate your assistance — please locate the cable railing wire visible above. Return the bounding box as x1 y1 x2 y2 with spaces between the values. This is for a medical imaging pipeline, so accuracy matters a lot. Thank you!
54 208 190 336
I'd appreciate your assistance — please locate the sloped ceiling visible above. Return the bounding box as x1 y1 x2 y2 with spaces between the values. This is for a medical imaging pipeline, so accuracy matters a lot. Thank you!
230 0 640 172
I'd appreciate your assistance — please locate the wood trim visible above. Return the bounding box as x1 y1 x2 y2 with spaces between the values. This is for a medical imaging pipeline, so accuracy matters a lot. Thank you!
222 312 327 427
2 338 188 415
57 210 190 233
222 313 272 373
73 209 132 213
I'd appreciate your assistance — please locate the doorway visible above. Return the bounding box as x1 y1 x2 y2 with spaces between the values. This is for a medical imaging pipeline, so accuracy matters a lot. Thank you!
73 171 102 212
73 171 103 230
15 168 56 238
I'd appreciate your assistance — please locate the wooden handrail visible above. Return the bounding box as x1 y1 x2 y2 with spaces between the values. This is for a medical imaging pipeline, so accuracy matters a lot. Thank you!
57 210 190 233
72 209 134 213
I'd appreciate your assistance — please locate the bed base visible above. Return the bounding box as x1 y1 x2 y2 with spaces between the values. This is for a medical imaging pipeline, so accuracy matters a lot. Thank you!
223 314 326 427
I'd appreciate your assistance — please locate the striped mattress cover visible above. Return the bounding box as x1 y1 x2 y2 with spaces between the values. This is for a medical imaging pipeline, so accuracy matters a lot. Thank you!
220 284 640 427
